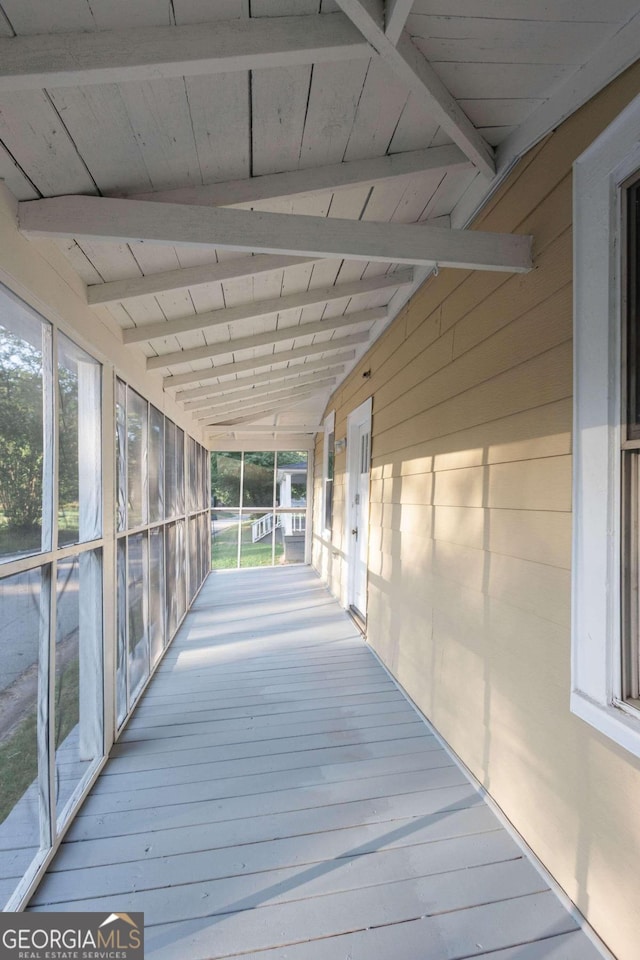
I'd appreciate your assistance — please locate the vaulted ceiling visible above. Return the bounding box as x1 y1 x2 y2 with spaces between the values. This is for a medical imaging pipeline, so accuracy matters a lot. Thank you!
1 0 638 448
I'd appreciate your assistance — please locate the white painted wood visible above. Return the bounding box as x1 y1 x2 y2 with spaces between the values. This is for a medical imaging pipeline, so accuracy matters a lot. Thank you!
194 378 338 421
334 0 496 176
342 58 409 162
185 372 341 411
180 361 348 407
87 255 318 306
132 144 468 206
185 72 251 186
409 0 639 22
346 396 372 616
251 64 312 177
572 91 640 760
164 337 367 389
208 393 323 426
124 270 412 343
497 12 640 174
146 307 385 370
0 15 372 90
209 425 321 438
0 90 97 197
298 59 370 170
19 196 534 272
385 0 413 45
175 351 355 409
407 16 609 66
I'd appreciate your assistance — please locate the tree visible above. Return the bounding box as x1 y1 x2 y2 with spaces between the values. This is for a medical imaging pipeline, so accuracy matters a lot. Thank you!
0 330 44 531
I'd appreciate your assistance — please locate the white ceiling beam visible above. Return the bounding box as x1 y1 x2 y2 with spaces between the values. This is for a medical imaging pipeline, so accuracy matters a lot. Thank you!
87 254 319 306
209 395 321 427
147 306 385 371
209 425 320 437
124 270 412 344
195 378 338 422
176 353 354 402
385 0 414 45
132 144 469 208
20 196 532 273
0 14 371 91
496 11 640 176
182 366 345 410
334 0 495 177
164 336 368 390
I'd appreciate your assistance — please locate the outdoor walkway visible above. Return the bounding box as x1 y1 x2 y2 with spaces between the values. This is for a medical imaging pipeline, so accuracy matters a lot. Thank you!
30 567 603 960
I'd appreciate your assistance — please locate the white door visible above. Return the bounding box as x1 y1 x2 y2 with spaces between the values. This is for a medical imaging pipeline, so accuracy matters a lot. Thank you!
346 398 372 619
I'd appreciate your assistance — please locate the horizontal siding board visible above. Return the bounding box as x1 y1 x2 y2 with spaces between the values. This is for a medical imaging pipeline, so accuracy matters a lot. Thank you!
373 340 572 459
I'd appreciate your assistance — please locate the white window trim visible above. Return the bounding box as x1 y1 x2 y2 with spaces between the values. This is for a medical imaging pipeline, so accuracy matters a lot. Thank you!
572 91 640 758
322 411 335 538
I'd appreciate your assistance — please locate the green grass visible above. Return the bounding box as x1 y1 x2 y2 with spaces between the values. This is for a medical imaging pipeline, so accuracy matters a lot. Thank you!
0 504 80 557
212 518 284 570
0 656 80 824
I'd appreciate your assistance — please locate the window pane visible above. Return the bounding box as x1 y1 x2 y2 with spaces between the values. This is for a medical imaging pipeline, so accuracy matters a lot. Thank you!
128 532 149 706
149 528 165 667
127 387 148 529
188 437 197 515
116 539 127 727
211 452 241 509
0 296 51 561
57 335 101 547
189 516 198 602
176 427 185 517
0 568 48 903
149 406 165 524
116 380 127 533
55 551 102 826
627 179 640 432
176 519 186 625
165 523 177 641
164 420 177 520
325 429 335 532
243 453 275 508
240 512 275 568
211 511 239 569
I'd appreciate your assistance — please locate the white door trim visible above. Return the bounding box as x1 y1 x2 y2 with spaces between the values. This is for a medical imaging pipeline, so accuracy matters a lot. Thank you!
344 396 372 618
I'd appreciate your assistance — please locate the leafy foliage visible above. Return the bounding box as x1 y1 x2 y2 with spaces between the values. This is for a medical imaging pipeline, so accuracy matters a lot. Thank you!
0 331 44 530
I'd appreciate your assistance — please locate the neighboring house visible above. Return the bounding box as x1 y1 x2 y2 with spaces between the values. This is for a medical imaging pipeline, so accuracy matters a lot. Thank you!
0 4 639 959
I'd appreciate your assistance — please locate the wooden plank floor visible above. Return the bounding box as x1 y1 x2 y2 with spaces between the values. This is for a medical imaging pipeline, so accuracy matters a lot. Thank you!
30 566 603 960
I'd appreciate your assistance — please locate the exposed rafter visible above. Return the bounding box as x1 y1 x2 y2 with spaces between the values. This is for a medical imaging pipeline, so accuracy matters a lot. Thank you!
334 0 495 177
176 354 354 403
194 378 338 422
0 14 371 91
163 336 369 390
385 0 414 45
124 271 412 344
87 254 319 306
182 365 347 411
147 306 386 371
208 394 320 427
209 424 321 436
20 197 532 272
131 145 469 208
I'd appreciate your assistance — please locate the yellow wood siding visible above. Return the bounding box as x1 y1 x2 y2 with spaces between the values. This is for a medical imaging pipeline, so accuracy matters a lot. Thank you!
313 62 640 960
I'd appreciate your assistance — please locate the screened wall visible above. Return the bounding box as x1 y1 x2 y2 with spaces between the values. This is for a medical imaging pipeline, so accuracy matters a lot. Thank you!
0 285 210 910
115 380 210 730
211 451 309 569
0 286 103 909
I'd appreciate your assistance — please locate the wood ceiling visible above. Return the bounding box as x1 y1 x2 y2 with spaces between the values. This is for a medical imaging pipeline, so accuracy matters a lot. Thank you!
0 0 638 448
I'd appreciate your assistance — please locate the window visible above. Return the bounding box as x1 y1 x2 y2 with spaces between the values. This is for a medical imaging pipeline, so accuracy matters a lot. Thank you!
322 412 335 536
572 92 640 757
0 285 104 907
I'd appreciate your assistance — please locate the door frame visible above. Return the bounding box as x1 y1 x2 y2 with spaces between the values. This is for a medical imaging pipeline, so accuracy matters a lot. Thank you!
344 396 372 620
